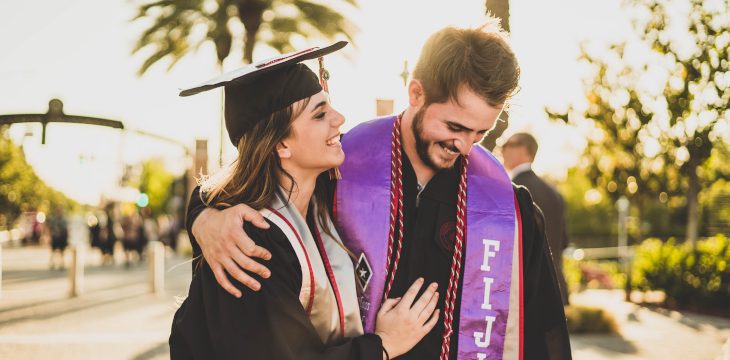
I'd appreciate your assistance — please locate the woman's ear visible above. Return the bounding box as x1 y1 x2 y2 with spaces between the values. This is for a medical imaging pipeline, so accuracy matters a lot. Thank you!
276 142 291 159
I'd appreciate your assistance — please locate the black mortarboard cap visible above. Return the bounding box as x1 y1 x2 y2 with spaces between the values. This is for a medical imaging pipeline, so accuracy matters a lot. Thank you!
180 41 347 146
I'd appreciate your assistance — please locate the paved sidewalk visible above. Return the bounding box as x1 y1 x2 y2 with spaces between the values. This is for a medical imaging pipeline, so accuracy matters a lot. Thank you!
0 245 192 360
3 247 729 359
570 290 730 360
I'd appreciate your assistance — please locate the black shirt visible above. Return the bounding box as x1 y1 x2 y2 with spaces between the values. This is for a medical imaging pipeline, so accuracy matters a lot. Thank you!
382 155 571 359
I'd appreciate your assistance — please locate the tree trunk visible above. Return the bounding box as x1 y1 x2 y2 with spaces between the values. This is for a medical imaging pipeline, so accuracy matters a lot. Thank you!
243 29 257 64
485 0 510 32
482 0 511 151
481 112 508 151
238 3 265 64
686 161 700 246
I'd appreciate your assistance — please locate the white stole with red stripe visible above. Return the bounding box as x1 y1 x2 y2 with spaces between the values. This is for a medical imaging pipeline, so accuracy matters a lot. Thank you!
259 194 363 345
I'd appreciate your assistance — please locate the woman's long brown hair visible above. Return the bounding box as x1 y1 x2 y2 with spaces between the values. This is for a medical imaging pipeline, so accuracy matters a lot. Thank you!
201 97 337 240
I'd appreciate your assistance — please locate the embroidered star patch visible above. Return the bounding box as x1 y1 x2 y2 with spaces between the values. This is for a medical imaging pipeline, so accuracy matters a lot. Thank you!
355 253 372 290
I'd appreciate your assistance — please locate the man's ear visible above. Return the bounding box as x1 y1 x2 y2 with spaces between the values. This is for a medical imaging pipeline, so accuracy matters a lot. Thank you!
408 79 426 108
276 142 291 159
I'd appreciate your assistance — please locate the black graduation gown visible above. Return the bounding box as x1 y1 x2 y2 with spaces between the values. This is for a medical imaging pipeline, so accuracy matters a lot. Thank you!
169 220 383 359
380 156 571 359
183 157 572 359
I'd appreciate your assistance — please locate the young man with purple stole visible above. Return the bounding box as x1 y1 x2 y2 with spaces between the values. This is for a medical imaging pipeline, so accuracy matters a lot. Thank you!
187 21 571 359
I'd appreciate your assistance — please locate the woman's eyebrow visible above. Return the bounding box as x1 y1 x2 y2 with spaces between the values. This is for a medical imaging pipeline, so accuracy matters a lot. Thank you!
310 101 328 113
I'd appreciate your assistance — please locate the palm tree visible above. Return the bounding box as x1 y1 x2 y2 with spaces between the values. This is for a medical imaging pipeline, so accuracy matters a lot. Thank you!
481 0 510 151
132 0 358 166
133 0 358 72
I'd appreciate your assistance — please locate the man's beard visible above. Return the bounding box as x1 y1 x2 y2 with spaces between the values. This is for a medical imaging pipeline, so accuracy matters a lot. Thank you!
411 106 458 172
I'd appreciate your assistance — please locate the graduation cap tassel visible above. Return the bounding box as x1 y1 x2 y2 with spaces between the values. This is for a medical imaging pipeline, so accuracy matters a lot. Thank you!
440 156 468 359
318 57 330 93
320 55 340 181
383 115 406 300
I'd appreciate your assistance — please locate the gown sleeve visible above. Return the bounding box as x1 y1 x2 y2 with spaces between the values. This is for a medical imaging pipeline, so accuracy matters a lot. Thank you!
185 186 206 271
169 221 383 360
515 185 573 360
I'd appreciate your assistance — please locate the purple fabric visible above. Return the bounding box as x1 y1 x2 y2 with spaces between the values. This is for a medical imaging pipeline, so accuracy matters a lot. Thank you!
458 145 516 359
335 116 516 358
335 116 395 331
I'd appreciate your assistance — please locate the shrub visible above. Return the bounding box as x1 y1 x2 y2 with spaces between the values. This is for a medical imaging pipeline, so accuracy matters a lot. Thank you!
564 258 627 292
632 234 730 308
565 305 619 333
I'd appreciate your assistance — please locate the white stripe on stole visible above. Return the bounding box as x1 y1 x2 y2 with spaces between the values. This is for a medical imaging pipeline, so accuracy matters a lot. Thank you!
259 208 314 313
473 214 521 360
261 196 363 345
502 214 522 359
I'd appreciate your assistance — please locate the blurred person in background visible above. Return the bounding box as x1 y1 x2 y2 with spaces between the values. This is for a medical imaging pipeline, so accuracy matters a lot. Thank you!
47 207 69 270
501 132 570 305
101 203 120 265
121 212 143 267
88 213 102 252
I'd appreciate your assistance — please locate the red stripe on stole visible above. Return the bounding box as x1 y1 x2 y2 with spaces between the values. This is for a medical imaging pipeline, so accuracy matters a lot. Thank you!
513 195 525 360
267 207 317 315
311 216 346 338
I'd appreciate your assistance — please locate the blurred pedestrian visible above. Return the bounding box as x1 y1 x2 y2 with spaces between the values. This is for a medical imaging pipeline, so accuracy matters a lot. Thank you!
100 203 119 266
47 207 69 270
137 207 156 260
165 215 181 251
88 213 102 250
501 132 570 304
121 213 141 267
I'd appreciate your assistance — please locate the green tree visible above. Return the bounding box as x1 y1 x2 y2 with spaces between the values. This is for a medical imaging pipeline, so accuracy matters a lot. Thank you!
547 44 670 241
481 0 511 151
633 0 730 244
558 168 617 247
699 142 730 236
0 128 76 228
132 0 358 73
138 159 176 218
132 0 358 167
548 0 729 243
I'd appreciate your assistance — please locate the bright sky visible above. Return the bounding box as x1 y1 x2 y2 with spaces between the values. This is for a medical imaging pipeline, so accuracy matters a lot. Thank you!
0 0 632 205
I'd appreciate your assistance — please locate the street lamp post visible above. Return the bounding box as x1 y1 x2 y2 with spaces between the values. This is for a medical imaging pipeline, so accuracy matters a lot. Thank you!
0 99 124 144
616 196 631 301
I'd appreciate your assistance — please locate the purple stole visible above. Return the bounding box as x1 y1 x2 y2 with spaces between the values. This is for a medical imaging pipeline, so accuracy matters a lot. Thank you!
335 116 521 359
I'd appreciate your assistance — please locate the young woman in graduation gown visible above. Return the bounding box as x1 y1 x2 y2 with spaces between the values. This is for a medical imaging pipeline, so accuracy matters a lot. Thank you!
169 43 439 359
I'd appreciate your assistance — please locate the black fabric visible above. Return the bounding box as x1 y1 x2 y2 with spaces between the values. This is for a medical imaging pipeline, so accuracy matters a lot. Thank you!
184 150 572 359
513 169 570 305
375 154 571 360
178 41 348 146
185 186 205 272
179 41 346 97
516 187 573 360
170 221 383 359
224 64 321 145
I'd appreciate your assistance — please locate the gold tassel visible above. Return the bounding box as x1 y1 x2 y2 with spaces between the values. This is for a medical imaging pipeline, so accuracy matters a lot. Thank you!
318 57 330 92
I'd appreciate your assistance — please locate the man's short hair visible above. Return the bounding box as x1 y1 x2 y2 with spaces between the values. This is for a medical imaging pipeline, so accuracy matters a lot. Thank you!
412 19 520 107
510 133 539 160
